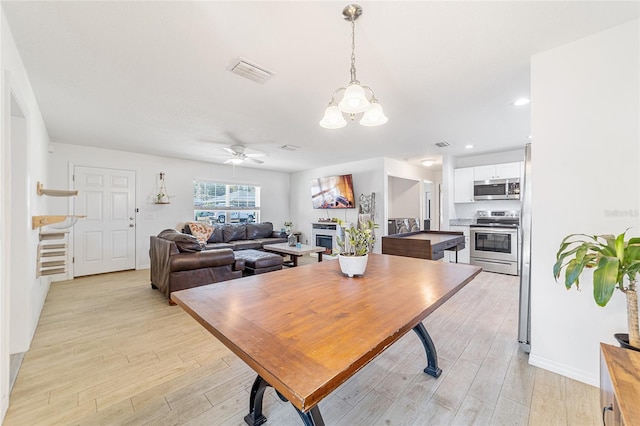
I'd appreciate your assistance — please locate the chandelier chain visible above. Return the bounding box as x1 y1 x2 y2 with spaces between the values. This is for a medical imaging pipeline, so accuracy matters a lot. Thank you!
350 17 357 83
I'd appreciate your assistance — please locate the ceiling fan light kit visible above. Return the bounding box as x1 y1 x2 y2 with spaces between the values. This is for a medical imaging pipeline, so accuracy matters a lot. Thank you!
222 144 266 165
319 4 388 129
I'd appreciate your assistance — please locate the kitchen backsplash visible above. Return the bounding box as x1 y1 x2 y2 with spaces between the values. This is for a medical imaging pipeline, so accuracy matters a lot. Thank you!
449 218 475 226
453 199 521 219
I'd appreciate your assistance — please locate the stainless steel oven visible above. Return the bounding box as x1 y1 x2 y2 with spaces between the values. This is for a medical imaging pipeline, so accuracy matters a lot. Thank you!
470 210 519 275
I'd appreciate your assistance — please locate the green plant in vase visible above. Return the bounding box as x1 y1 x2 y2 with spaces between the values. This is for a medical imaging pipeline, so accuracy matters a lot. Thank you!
335 219 378 256
553 230 640 349
335 219 378 277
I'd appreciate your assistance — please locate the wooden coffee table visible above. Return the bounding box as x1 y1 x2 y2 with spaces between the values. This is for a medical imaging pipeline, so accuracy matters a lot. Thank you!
172 254 481 425
263 242 325 267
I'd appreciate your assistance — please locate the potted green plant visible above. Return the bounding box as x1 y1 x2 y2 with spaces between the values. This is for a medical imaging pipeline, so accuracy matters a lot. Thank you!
553 231 640 351
335 219 378 277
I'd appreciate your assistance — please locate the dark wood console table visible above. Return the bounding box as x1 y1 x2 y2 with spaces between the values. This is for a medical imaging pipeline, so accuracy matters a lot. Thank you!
172 253 480 425
382 231 465 261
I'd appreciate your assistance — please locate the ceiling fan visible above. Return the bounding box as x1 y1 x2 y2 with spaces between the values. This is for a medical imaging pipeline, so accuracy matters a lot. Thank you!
221 145 266 165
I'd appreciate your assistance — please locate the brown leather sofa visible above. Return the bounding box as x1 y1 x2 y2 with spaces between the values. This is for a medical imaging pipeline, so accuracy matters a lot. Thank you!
150 229 245 304
182 221 288 250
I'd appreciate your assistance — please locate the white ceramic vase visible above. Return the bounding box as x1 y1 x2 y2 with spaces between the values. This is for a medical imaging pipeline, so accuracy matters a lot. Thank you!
338 254 368 278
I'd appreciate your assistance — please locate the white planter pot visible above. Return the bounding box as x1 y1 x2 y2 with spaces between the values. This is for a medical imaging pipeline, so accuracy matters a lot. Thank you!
338 254 369 278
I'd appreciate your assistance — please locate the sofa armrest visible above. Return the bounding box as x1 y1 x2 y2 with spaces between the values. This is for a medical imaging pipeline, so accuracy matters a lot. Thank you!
234 259 245 272
271 230 287 238
169 248 236 273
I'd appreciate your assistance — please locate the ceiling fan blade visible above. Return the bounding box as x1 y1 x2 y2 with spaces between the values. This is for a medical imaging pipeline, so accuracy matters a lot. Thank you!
223 158 236 164
246 152 266 158
222 147 236 154
246 157 264 164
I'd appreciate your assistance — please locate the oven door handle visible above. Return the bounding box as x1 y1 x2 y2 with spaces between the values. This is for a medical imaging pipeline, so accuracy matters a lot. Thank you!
471 227 518 235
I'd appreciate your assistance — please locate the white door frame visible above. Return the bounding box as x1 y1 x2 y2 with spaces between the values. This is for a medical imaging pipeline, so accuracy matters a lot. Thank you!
70 164 137 277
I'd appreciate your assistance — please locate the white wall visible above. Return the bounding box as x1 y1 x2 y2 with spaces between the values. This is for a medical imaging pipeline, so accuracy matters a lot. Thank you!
530 19 639 386
48 143 291 270
388 176 420 218
384 158 441 231
1 9 52 421
289 157 385 251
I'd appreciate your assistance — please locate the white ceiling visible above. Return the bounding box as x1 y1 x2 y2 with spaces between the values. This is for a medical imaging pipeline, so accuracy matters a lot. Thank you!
2 1 638 172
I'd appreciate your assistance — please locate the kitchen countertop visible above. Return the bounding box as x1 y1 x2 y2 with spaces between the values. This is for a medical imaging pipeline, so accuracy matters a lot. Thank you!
382 231 466 261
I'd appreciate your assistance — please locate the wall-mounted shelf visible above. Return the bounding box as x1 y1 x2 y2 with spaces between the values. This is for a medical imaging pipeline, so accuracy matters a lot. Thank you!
39 230 68 241
36 242 67 277
33 181 80 278
36 181 78 197
32 215 85 230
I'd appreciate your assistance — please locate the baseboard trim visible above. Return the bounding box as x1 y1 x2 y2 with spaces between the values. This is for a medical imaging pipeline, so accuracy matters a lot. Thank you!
528 353 598 387
9 352 25 393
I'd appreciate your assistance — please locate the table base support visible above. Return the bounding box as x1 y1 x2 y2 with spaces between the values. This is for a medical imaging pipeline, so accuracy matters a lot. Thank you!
244 375 326 426
244 375 269 426
412 322 442 378
294 406 325 426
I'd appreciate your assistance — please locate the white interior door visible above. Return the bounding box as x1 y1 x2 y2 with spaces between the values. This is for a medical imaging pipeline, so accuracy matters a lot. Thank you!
73 166 136 277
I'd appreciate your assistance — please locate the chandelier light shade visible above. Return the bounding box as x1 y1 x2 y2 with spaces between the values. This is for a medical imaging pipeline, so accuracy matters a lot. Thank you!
319 4 387 129
360 100 388 126
338 83 371 114
319 105 347 129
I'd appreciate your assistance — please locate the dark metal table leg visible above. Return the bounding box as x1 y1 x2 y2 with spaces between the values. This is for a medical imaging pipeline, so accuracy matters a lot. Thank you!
294 406 326 426
244 375 270 426
412 322 442 378
244 375 327 426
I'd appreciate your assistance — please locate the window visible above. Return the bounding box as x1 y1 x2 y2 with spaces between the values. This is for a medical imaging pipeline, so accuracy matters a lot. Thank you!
194 181 260 224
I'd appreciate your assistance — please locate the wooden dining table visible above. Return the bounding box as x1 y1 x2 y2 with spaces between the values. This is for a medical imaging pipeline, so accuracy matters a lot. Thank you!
172 253 481 425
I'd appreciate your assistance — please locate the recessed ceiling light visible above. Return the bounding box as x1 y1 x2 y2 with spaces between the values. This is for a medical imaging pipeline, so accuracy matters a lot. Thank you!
421 160 435 167
512 98 530 106
281 145 300 151
465 144 474 149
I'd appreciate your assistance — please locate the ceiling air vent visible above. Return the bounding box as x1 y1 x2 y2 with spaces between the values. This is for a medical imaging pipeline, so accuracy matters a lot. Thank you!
227 58 275 84
434 141 451 148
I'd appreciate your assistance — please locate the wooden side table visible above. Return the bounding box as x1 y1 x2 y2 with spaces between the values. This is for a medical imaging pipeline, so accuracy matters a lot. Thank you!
600 343 640 425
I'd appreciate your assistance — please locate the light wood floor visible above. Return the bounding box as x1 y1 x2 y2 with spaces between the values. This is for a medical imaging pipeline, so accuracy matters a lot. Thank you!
4 256 600 425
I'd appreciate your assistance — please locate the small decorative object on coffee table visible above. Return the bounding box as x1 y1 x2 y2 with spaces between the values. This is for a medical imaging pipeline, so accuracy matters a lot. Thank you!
284 221 293 234
288 233 297 246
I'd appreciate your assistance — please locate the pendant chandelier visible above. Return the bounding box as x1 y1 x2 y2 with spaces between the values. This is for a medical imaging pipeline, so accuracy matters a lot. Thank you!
319 4 388 129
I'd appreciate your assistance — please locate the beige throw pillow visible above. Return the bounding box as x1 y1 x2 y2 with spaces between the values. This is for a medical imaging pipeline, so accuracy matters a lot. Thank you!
186 222 214 246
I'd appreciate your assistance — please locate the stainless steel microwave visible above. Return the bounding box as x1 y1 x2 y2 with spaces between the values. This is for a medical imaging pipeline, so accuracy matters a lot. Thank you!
474 178 520 201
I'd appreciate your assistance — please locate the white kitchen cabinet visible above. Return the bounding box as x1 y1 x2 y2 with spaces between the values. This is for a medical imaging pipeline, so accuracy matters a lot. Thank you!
447 225 470 264
474 162 522 180
454 167 475 203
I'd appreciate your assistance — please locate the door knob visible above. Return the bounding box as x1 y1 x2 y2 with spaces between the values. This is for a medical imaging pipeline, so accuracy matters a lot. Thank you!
130 217 134 220
129 224 135 227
